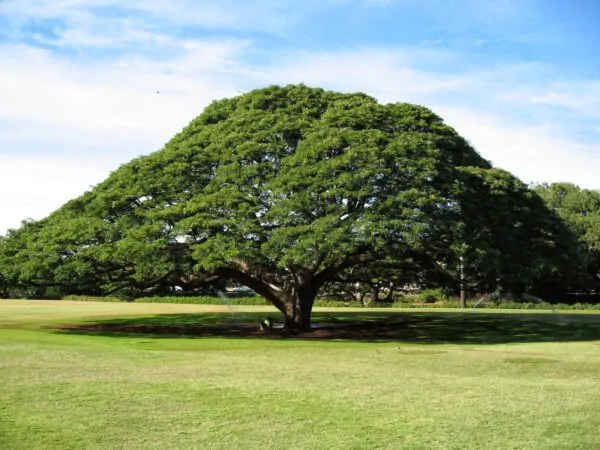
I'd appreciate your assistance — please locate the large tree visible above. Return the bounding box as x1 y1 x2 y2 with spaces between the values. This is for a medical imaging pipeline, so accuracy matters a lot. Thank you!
0 85 576 328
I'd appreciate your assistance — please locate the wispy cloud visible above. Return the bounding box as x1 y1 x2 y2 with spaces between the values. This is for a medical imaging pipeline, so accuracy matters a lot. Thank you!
434 107 600 187
0 0 304 43
0 155 111 229
258 47 473 98
0 40 248 151
529 82 600 116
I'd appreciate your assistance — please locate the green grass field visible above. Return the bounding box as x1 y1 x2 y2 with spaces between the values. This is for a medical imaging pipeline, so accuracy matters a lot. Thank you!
2 300 600 449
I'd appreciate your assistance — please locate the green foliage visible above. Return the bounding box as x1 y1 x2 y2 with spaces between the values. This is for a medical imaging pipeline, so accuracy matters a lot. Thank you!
62 295 122 302
59 294 600 311
0 85 586 324
444 168 581 298
417 288 446 303
437 300 600 310
62 294 267 305
534 183 600 293
313 299 366 307
62 294 367 307
136 296 269 305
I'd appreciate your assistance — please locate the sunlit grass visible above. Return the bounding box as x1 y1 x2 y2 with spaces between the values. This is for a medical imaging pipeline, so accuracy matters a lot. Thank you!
2 300 600 449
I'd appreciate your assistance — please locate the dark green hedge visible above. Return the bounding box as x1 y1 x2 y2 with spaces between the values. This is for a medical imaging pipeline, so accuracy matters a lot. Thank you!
61 295 600 310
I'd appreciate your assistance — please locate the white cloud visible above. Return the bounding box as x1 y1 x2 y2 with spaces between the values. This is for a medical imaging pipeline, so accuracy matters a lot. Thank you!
0 155 110 233
0 41 247 148
435 107 600 189
0 39 247 234
529 82 600 116
0 0 302 39
258 47 472 101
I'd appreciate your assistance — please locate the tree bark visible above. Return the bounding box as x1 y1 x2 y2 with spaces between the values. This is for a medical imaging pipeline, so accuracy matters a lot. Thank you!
283 294 313 331
282 271 317 332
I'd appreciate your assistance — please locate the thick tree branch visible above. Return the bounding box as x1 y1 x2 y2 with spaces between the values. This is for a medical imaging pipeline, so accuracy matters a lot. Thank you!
314 250 382 288
215 266 288 313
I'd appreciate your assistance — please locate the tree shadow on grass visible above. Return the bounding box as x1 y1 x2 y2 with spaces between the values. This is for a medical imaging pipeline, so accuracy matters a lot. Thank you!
52 310 600 345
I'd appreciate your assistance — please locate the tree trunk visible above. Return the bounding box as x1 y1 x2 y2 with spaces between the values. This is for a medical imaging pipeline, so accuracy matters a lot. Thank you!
216 265 320 332
284 298 313 331
282 273 317 332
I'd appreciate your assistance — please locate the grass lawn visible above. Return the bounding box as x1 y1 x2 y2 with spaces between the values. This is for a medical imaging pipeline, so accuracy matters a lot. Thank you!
2 301 600 449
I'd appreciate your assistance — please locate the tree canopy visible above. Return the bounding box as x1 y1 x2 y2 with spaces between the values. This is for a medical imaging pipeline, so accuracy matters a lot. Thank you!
534 183 600 294
0 85 580 329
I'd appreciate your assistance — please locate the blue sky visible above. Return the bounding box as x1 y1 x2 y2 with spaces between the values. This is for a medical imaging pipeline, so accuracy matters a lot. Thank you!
0 0 599 234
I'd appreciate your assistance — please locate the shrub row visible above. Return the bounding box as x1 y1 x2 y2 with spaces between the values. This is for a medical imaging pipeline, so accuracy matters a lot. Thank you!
136 296 269 305
62 295 366 307
62 295 122 302
466 301 600 311
62 294 600 310
62 294 268 305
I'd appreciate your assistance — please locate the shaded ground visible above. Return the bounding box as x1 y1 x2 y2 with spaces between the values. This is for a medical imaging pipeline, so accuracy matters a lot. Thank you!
55 311 600 344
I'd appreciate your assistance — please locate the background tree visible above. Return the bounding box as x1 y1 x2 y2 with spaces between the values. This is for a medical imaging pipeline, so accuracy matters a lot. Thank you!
447 169 581 301
534 183 600 295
